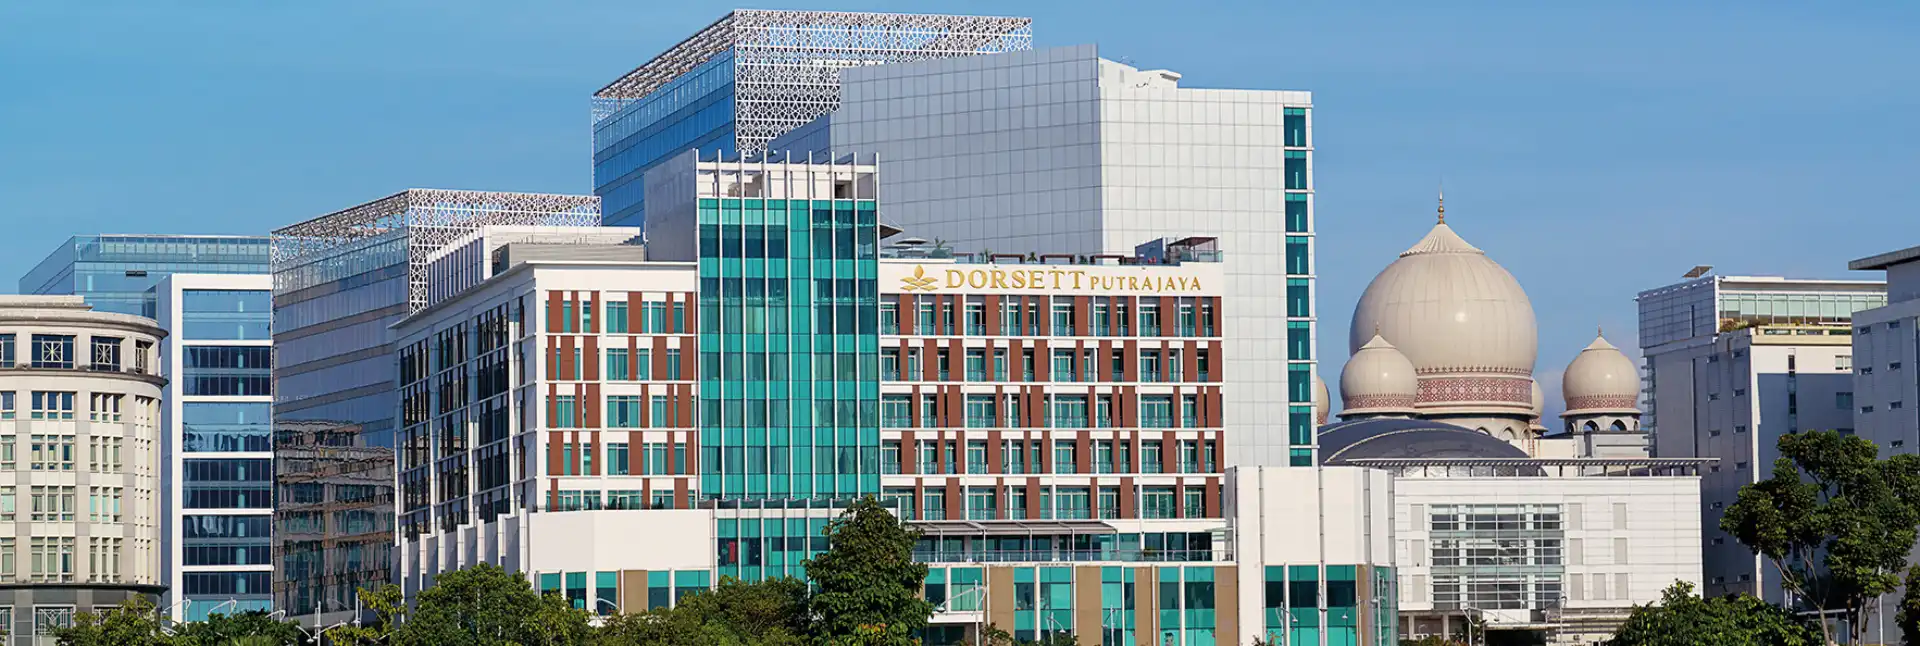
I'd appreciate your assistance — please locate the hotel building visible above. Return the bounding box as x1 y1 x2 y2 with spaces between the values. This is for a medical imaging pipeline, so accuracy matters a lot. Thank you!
394 152 1392 646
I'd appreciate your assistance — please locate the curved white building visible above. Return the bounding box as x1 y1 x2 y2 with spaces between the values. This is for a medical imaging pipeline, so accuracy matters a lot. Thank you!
0 296 167 631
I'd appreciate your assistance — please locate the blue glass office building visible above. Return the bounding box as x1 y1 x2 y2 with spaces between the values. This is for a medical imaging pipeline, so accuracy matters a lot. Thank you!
22 235 272 317
156 276 275 621
270 190 599 617
591 9 1031 228
21 235 275 620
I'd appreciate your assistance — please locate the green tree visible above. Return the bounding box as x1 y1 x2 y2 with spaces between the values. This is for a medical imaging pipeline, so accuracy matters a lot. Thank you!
53 596 175 646
1608 581 1820 645
1900 565 1920 646
327 583 406 646
805 496 933 644
1720 430 1920 644
599 576 813 645
387 563 592 645
170 609 305 645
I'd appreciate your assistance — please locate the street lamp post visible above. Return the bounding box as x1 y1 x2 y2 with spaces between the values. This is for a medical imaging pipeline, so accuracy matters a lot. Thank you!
596 598 620 616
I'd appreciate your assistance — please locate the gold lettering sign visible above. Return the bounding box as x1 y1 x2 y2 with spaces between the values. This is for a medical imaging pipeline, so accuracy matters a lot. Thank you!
896 265 1204 294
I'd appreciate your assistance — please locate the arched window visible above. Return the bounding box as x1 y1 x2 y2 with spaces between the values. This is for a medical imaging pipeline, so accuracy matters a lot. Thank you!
1583 421 1599 432
1610 420 1627 431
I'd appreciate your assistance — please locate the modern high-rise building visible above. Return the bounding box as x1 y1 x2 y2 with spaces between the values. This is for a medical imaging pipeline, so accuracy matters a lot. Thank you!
269 189 599 619
590 9 1032 227
20 235 274 624
1843 244 1920 641
1635 275 1884 601
768 44 1316 469
393 152 1394 646
21 235 272 318
153 274 274 621
0 296 167 641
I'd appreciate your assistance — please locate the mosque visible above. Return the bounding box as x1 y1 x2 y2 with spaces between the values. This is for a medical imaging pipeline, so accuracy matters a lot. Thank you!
1311 196 1650 460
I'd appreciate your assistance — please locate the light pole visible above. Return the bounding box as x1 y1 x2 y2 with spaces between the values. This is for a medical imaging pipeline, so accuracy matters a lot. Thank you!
313 620 350 646
595 598 620 617
206 599 239 618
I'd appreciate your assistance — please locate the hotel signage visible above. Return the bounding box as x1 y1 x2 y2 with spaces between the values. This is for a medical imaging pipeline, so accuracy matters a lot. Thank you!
889 263 1216 296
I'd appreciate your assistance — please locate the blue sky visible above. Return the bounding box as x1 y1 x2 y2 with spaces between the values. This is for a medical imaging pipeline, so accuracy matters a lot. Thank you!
4 1 1918 411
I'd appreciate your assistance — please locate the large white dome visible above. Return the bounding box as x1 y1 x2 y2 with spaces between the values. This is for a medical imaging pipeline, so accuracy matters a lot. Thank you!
1562 332 1640 414
1349 218 1539 377
1340 333 1419 416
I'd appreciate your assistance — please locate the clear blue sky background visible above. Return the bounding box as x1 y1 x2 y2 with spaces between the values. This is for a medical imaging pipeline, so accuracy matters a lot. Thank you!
4 1 1918 413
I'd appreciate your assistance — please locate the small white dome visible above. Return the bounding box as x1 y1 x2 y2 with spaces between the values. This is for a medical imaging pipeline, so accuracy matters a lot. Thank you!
1340 333 1419 415
1349 216 1538 379
1562 332 1640 414
1312 374 1331 425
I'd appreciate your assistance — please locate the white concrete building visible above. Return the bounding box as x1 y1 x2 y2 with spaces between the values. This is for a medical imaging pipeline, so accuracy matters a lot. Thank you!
1363 457 1703 644
772 44 1318 469
1636 276 1883 601
0 296 167 638
153 274 274 621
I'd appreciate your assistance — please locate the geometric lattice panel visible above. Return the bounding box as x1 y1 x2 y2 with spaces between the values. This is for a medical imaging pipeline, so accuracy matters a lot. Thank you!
272 189 601 312
594 10 1033 152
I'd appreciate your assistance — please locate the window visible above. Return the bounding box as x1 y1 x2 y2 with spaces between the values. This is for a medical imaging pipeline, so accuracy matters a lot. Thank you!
606 348 630 381
605 301 629 333
88 337 121 372
30 335 73 369
0 392 12 419
182 347 272 396
30 435 73 471
0 487 12 522
1054 441 1077 475
30 486 74 522
608 444 630 475
88 394 122 423
1837 355 1853 371
88 487 123 523
0 334 12 367
1837 392 1854 410
1142 441 1164 474
608 396 643 428
554 396 578 428
88 437 122 473
30 392 74 420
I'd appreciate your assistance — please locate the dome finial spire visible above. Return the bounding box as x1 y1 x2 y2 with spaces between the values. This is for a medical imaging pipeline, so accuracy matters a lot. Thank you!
1436 182 1446 224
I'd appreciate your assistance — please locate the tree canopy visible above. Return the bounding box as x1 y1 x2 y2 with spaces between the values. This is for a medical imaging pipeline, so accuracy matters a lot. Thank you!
1720 430 1920 644
1607 581 1820 646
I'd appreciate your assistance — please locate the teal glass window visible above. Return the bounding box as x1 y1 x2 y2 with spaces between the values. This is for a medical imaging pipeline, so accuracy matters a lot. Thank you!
1284 151 1308 190
1284 108 1308 147
1287 322 1312 361
606 348 630 381
1142 441 1164 475
554 396 578 428
646 571 670 609
539 572 561 594
565 571 587 609
1286 279 1310 318
1286 236 1310 276
635 349 651 380
1290 406 1314 445
1141 396 1174 428
608 396 642 428
1290 448 1313 467
1288 365 1312 403
1289 565 1321 646
605 301 629 333
1285 193 1310 233
595 571 619 615
608 443 630 475
673 570 710 604
650 396 670 427
966 395 996 429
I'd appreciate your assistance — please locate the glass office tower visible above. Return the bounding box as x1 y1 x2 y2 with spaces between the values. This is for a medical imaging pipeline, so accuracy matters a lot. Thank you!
156 275 275 621
643 151 883 502
591 9 1031 227
270 189 599 618
22 235 271 317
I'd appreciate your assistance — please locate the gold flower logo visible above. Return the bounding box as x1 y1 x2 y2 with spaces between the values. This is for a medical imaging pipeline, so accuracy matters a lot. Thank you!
900 266 938 292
